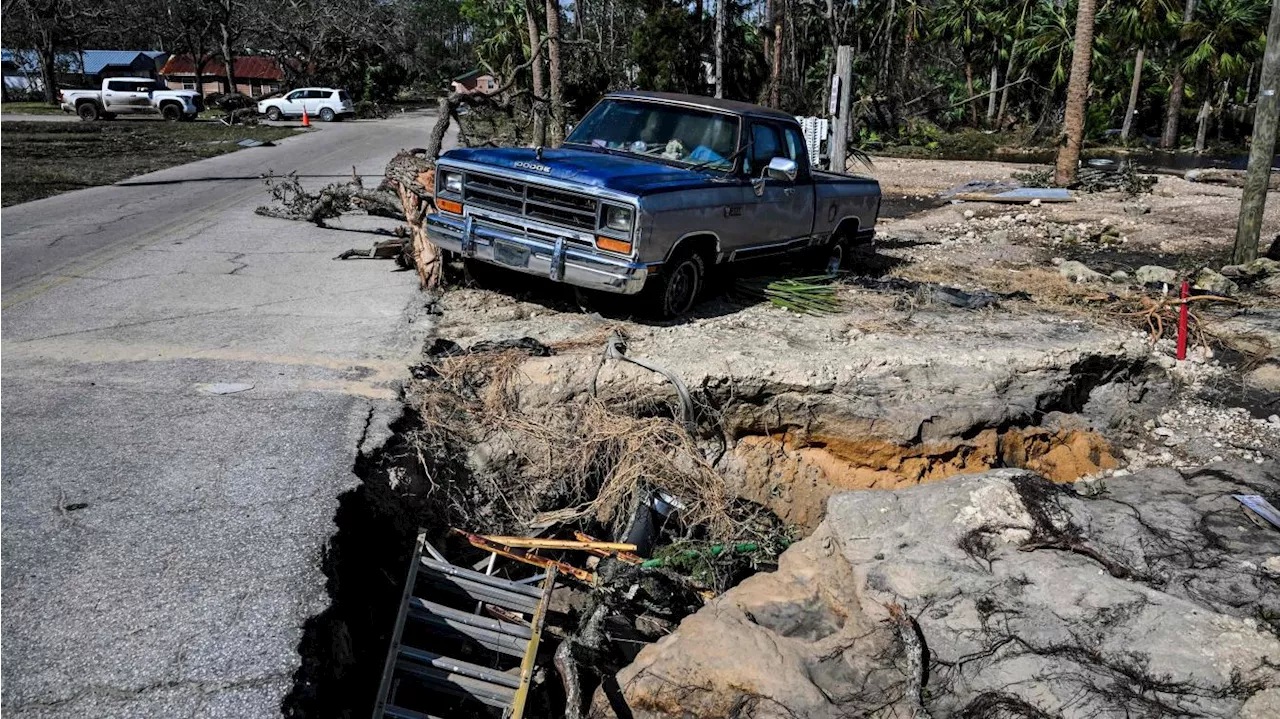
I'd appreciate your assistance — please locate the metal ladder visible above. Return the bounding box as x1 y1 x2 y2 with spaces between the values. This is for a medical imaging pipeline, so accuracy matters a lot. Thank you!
373 531 557 719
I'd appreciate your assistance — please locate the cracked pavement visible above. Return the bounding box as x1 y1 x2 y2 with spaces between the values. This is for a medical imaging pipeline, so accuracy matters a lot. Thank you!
2 112 451 717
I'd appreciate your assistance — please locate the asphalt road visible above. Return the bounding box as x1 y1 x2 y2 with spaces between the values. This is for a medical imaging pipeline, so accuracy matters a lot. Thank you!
2 112 449 717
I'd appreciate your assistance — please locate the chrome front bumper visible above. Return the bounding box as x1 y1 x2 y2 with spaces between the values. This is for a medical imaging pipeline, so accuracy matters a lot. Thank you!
425 211 648 294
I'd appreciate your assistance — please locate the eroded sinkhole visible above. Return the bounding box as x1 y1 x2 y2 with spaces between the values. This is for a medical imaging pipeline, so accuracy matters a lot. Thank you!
721 419 1118 531
285 338 1149 718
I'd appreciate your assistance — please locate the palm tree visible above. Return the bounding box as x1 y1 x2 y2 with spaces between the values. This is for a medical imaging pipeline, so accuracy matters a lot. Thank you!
935 0 995 126
1161 0 1198 148
992 0 1039 128
1182 0 1269 149
1114 0 1171 141
1055 0 1100 184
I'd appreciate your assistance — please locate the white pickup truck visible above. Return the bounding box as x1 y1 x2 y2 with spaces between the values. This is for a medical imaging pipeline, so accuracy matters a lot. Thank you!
60 77 204 121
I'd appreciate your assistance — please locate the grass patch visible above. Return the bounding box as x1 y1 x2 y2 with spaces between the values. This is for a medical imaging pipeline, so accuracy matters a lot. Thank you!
1 120 299 206
1 101 65 115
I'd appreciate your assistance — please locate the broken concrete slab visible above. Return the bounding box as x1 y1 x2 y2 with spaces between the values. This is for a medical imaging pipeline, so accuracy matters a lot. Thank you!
598 463 1280 719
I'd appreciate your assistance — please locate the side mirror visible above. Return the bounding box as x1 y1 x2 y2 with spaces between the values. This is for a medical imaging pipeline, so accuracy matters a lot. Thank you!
766 157 798 182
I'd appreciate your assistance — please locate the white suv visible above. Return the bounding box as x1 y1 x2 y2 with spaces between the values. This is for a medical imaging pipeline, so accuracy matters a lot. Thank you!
257 88 354 122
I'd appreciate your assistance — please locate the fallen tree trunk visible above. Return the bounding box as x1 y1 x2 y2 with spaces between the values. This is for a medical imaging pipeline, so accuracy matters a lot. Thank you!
381 68 545 290
1186 167 1280 190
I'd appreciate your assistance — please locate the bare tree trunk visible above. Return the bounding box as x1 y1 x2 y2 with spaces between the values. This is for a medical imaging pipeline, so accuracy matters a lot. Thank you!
715 0 725 98
1194 99 1210 152
1054 0 1098 186
220 31 235 93
574 0 584 34
524 0 547 145
1161 0 1198 148
38 41 58 104
986 56 999 125
546 0 564 142
964 60 977 126
769 21 782 107
879 0 895 88
997 47 1016 127
1120 47 1144 141
764 0 773 67
219 0 236 94
1162 70 1186 148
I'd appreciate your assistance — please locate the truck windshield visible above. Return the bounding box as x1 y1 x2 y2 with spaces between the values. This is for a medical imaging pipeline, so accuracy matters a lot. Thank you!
564 99 740 171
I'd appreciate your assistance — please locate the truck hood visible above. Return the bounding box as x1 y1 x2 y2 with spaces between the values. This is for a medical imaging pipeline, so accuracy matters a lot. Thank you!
441 146 726 196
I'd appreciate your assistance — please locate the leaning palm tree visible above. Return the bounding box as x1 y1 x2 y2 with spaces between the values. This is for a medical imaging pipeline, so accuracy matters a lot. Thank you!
1055 0 1101 185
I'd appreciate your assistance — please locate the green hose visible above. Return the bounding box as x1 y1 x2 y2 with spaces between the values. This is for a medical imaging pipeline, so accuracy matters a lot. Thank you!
641 542 766 568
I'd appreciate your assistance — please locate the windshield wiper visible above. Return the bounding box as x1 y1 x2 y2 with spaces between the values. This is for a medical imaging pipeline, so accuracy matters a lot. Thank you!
687 140 752 174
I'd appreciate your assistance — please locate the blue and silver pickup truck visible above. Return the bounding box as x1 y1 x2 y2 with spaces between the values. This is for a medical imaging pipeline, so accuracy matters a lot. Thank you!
426 90 881 316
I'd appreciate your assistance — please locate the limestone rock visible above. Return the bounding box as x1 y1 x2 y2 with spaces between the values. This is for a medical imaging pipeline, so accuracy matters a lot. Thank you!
1058 260 1105 283
599 463 1280 719
1195 268 1239 296
1136 265 1178 285
1264 273 1280 296
1221 257 1280 282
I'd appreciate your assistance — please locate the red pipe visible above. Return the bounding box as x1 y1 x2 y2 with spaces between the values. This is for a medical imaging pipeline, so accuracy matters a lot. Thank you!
1176 280 1189 361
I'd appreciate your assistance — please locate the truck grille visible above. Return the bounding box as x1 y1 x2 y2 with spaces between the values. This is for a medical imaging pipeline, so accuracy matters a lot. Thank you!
462 172 599 233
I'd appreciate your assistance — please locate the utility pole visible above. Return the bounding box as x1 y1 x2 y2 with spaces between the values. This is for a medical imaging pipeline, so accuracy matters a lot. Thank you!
1235 0 1280 263
829 45 853 172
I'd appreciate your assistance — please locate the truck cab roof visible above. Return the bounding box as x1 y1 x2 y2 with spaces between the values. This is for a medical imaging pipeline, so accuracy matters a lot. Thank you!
603 90 797 123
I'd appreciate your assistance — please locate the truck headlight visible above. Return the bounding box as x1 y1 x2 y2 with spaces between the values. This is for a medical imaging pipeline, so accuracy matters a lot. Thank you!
441 171 463 194
604 205 633 232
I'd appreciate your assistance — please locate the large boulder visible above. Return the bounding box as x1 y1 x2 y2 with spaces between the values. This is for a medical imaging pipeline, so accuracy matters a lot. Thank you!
597 463 1280 718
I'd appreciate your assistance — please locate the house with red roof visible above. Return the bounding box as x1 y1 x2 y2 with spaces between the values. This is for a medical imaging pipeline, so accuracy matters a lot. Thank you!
159 55 284 97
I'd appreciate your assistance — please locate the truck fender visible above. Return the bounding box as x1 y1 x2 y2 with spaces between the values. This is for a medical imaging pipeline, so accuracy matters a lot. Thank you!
831 217 863 245
665 231 721 266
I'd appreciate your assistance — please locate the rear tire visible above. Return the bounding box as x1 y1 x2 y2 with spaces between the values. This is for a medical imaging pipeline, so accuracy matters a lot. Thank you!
265 106 282 121
319 107 335 122
161 103 182 121
817 237 848 274
641 251 705 319
76 102 99 121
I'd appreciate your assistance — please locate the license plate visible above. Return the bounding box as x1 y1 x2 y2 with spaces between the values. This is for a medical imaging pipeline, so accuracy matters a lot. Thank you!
493 240 530 268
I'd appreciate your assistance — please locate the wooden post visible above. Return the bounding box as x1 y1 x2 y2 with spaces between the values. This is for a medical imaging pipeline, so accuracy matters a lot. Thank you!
829 45 853 173
1234 0 1280 264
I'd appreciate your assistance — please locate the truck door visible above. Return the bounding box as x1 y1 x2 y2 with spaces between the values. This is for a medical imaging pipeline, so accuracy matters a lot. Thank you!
103 80 148 114
735 121 816 260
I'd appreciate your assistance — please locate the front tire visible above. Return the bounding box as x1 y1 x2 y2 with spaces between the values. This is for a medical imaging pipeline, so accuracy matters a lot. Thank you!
319 107 336 122
77 102 99 121
642 252 705 318
161 103 182 121
265 107 282 121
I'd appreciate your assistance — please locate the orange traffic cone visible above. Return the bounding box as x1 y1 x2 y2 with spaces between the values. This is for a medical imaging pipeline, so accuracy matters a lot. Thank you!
301 108 310 127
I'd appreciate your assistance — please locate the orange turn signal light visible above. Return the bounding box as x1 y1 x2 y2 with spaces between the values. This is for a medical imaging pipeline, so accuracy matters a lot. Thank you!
437 198 463 214
596 236 632 254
